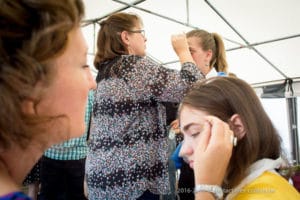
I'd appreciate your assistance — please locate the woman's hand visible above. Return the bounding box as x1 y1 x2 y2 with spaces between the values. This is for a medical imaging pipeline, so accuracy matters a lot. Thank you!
171 33 195 64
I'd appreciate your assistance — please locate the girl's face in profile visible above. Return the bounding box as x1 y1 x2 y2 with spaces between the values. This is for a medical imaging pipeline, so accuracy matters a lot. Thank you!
35 27 96 144
179 105 209 169
187 36 211 75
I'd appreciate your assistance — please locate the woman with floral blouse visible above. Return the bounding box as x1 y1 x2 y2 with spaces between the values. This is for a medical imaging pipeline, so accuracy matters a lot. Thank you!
85 12 204 200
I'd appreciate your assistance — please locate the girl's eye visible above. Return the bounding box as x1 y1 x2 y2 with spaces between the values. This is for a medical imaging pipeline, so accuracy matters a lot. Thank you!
83 64 89 68
191 132 200 138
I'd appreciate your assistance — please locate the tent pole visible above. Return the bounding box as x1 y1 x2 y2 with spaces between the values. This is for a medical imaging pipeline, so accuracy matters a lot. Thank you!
112 0 196 28
112 0 243 47
287 97 300 165
227 34 300 51
186 0 190 24
82 0 146 25
204 0 288 79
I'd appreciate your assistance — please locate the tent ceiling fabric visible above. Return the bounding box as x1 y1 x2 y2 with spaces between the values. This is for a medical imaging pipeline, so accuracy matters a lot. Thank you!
82 0 300 85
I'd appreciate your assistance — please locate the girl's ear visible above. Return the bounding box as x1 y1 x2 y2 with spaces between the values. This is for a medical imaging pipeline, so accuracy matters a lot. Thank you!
120 30 130 45
205 49 213 62
229 114 246 139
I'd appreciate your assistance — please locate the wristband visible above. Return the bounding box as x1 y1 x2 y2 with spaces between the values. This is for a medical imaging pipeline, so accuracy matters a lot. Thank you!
194 184 223 200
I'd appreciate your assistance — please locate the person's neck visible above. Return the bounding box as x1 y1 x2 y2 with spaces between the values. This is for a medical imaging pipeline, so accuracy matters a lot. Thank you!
0 143 42 196
0 160 19 196
202 66 213 76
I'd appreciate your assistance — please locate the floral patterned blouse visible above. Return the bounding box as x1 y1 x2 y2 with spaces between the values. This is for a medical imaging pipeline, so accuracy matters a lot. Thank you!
85 55 203 200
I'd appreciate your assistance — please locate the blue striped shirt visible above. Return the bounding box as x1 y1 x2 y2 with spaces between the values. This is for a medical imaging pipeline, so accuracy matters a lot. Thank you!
44 90 94 160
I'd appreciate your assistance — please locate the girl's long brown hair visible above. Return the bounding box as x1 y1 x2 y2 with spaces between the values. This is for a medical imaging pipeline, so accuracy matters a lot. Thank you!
179 77 282 190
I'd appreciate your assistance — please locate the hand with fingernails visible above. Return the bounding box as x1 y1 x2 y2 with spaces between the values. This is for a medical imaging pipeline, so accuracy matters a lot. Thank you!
194 116 235 186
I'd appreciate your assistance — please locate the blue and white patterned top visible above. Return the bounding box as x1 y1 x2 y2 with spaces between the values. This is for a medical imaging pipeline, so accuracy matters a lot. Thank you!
85 55 203 200
44 90 94 160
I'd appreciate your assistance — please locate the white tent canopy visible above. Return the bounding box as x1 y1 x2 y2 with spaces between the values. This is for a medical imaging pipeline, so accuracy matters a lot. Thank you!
82 0 300 87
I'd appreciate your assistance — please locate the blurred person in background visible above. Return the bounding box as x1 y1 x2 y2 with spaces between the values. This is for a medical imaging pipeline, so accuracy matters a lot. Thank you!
0 0 96 199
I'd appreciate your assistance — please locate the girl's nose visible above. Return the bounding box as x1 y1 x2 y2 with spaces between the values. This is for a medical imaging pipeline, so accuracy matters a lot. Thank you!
179 140 193 157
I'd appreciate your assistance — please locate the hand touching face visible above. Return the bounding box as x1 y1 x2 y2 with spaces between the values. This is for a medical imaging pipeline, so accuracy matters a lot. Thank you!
179 105 234 185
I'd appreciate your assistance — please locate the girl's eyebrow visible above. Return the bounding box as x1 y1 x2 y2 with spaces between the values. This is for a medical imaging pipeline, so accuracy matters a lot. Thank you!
181 123 203 132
